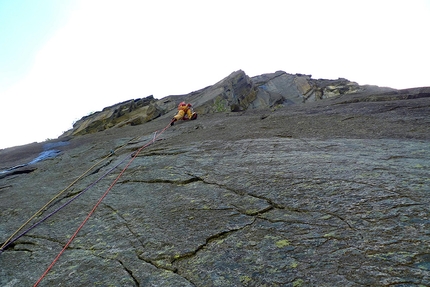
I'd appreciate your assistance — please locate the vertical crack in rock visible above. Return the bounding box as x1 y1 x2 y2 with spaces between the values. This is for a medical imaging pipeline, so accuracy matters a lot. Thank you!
323 211 356 230
102 203 196 286
103 203 144 245
118 259 140 287
63 244 144 287
102 203 156 268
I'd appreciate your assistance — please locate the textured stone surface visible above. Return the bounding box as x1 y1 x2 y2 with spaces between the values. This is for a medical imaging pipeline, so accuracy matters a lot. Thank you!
1 87 429 286
62 70 398 138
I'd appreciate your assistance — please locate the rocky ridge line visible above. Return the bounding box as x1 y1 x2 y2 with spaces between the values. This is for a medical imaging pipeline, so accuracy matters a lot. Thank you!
64 70 397 137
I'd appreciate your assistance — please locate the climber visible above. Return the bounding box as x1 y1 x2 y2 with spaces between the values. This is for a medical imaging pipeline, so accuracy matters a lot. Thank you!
171 101 197 125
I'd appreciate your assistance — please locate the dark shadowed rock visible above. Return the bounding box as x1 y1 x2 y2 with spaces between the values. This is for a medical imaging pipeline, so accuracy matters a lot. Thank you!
1 71 429 287
185 70 257 114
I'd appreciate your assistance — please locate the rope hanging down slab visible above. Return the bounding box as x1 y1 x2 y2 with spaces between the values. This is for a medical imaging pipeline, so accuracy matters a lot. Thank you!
34 121 172 287
0 133 144 253
0 153 128 252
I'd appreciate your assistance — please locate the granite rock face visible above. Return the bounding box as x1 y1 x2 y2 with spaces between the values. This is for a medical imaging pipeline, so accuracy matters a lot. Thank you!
1 75 430 286
63 70 397 137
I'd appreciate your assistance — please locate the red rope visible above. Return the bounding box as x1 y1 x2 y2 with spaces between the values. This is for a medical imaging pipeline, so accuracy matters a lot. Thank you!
34 122 172 286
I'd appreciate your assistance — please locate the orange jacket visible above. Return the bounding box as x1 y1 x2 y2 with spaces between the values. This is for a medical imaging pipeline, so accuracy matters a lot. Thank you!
173 102 195 121
178 102 192 111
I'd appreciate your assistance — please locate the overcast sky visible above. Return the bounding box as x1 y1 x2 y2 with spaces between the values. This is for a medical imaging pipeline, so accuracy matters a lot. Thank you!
1 0 429 149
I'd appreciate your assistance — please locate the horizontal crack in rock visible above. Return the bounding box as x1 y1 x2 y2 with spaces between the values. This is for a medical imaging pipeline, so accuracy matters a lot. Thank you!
10 234 65 253
324 211 356 230
230 203 274 216
120 176 202 185
0 167 37 179
0 185 12 191
138 151 184 156
5 240 36 253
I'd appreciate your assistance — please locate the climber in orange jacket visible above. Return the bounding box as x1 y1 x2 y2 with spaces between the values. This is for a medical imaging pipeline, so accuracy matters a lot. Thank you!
171 102 197 125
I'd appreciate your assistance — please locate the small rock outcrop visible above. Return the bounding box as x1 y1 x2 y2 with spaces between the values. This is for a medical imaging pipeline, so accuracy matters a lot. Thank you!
65 96 160 136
